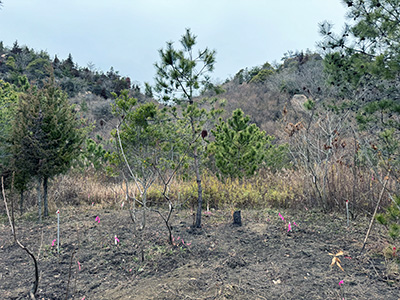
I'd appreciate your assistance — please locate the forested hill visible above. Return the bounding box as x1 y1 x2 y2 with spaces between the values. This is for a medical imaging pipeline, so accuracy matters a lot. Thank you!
0 41 141 99
0 40 327 139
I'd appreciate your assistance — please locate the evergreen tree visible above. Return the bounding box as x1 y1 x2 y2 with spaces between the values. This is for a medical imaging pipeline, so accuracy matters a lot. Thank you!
0 77 30 202
11 77 86 221
209 109 268 180
0 80 19 183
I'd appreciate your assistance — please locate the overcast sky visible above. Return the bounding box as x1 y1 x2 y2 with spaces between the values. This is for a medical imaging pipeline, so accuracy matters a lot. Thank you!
0 0 348 85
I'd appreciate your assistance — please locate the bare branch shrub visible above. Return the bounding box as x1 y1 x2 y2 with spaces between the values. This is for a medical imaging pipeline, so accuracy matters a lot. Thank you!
2 177 39 299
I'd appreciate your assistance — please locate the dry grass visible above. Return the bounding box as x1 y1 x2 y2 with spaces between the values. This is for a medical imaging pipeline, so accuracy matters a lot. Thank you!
1 164 395 221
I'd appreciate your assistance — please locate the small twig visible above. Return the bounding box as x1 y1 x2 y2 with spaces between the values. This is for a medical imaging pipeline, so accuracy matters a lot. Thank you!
367 258 389 282
369 258 380 277
65 248 76 300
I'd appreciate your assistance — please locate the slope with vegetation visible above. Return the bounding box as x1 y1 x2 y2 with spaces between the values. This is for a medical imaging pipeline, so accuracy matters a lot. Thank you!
0 0 399 298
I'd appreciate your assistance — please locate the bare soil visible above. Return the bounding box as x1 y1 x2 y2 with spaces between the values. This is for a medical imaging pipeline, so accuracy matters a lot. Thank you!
1 206 399 299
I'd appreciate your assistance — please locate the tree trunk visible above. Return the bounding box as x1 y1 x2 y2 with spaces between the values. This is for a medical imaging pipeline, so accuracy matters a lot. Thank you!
194 147 203 228
142 191 147 230
37 177 42 223
20 190 24 215
188 110 204 229
43 176 48 217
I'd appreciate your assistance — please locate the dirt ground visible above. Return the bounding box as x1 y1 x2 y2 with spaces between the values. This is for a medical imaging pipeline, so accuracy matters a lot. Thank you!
0 206 399 300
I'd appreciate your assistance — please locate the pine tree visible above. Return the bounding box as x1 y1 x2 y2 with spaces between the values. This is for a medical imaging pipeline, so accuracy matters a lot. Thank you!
319 0 400 176
210 109 268 180
146 29 223 228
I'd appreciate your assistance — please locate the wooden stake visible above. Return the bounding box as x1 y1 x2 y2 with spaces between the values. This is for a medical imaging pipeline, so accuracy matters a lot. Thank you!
360 175 389 254
56 210 60 254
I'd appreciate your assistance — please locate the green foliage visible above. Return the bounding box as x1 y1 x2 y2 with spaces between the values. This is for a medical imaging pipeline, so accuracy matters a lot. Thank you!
263 140 291 172
233 62 275 84
389 223 400 240
320 0 400 71
80 98 89 113
319 0 400 179
26 58 52 81
0 80 19 174
320 0 400 93
249 68 274 84
8 77 87 220
110 90 187 230
80 136 109 171
303 99 315 111
377 195 400 240
376 213 388 225
209 109 268 180
6 56 16 69
0 42 133 98
146 29 223 228
11 78 87 186
110 90 181 180
146 28 218 105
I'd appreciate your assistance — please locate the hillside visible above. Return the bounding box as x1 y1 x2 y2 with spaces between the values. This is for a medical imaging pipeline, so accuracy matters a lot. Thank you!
206 51 335 139
0 41 325 141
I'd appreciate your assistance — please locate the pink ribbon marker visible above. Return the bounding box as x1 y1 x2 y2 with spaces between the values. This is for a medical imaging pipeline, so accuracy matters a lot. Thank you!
77 261 81 271
115 235 120 245
288 222 292 232
95 216 100 223
51 239 56 247
278 213 285 222
339 280 344 286
293 221 298 227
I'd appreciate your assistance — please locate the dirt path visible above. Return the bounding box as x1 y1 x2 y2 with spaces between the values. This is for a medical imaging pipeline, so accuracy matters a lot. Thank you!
0 207 399 299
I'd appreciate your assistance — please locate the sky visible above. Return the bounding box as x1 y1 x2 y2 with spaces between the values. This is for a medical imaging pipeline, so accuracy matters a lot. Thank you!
0 0 349 86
